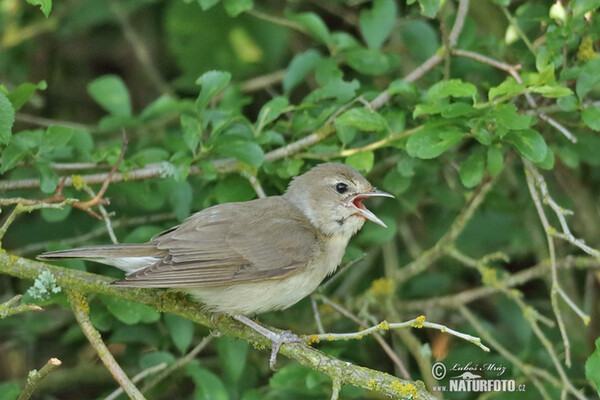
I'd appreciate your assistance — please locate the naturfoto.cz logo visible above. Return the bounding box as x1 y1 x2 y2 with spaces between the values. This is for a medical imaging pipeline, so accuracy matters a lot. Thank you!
431 361 526 393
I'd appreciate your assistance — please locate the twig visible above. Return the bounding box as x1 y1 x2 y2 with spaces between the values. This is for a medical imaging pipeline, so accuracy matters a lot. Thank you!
305 316 490 352
67 290 145 400
81 186 118 244
17 358 62 400
310 295 325 334
501 5 536 55
448 0 469 47
318 295 411 380
105 363 168 400
0 294 42 319
244 173 266 199
141 336 212 394
330 376 342 400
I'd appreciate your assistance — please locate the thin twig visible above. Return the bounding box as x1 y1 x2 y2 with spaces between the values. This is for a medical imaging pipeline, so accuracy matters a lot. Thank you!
0 294 42 319
105 363 168 400
318 295 411 380
17 358 62 400
305 316 490 352
68 290 145 400
0 200 76 241
310 295 325 334
141 336 212 394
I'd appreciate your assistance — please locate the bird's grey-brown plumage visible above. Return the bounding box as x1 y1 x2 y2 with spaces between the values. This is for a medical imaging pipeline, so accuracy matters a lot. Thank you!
38 163 393 316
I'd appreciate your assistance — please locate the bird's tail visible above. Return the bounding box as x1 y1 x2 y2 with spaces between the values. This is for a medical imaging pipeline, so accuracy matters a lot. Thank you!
37 244 165 273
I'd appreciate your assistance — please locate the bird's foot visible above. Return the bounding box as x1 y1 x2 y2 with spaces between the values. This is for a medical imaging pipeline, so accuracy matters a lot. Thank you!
233 315 302 370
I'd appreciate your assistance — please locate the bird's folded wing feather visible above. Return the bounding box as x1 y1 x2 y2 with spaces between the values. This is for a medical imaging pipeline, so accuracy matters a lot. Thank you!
113 197 320 287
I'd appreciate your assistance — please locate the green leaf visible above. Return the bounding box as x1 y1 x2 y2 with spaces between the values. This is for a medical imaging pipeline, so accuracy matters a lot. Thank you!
0 141 27 173
196 71 232 111
460 150 485 188
535 146 554 170
223 0 253 16
345 151 374 173
572 0 600 17
304 78 359 103
36 161 58 193
287 12 330 44
388 79 418 97
487 146 504 177
401 20 439 62
343 48 391 75
100 296 160 325
440 102 479 118
383 168 411 195
164 314 194 354
87 75 132 116
576 58 600 100
528 85 572 98
7 81 47 111
406 128 464 159
214 139 264 167
582 106 600 131
181 114 202 154
26 0 52 17
586 337 600 394
198 0 219 11
186 364 229 400
335 108 386 132
356 215 397 244
557 95 578 112
359 0 397 50
256 96 289 130
0 90 15 145
42 126 74 150
504 129 547 163
0 382 20 400
169 181 193 221
217 336 248 384
214 174 255 203
488 77 525 101
417 0 440 18
283 50 322 92
491 104 534 130
283 49 323 92
427 79 477 103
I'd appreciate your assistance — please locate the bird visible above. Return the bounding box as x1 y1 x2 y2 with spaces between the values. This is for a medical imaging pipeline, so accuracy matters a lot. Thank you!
38 163 393 367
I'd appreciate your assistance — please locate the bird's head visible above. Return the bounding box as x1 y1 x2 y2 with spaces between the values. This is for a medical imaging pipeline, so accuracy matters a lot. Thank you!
284 163 394 238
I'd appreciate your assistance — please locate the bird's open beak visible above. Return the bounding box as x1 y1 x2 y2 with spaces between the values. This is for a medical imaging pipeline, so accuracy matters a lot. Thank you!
347 188 394 228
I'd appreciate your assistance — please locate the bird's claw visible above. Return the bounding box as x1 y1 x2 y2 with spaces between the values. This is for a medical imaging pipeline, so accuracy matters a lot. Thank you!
267 330 302 371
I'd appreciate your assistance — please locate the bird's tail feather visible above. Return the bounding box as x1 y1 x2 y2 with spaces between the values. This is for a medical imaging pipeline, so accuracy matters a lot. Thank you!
37 244 164 260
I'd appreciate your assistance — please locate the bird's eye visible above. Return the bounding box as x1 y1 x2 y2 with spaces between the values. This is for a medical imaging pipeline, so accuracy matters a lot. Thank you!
335 182 348 194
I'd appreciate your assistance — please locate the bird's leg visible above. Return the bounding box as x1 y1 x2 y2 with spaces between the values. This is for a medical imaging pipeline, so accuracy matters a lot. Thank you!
233 315 302 370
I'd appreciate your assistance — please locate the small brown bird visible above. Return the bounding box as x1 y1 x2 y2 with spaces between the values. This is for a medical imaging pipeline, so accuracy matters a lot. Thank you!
38 163 392 365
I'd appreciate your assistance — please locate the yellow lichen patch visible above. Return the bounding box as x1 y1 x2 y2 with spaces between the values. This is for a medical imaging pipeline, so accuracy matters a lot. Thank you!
578 36 598 62
379 320 390 330
481 267 497 286
366 379 378 390
413 315 426 328
71 175 85 191
327 334 334 341
369 278 395 296
305 334 320 344
390 380 419 398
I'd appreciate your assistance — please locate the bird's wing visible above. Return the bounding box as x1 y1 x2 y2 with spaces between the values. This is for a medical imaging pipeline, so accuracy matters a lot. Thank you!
112 197 320 287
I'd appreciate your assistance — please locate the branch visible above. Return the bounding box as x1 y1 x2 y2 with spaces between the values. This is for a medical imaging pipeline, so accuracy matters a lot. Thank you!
0 253 436 400
17 358 62 400
68 290 146 400
305 316 490 352
0 294 42 319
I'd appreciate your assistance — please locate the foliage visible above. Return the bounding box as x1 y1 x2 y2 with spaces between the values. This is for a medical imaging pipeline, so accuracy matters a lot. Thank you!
1 0 600 399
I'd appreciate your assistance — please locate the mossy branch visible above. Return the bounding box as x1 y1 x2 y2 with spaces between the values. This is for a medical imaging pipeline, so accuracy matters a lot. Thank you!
0 252 435 400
